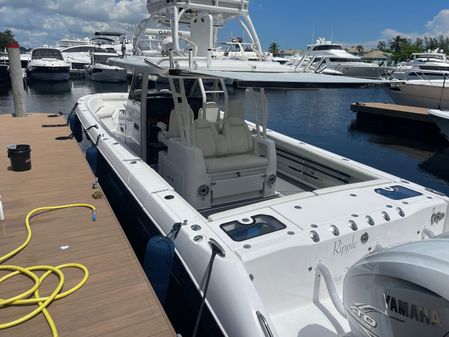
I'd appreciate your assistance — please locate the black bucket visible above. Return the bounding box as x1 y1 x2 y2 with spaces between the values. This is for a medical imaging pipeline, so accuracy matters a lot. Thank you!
7 144 32 172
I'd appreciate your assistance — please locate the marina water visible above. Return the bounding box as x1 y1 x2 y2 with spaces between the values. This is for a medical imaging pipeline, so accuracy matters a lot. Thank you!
1 79 448 197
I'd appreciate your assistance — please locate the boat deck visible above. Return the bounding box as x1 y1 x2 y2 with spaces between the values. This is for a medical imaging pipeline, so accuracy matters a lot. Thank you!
0 114 176 337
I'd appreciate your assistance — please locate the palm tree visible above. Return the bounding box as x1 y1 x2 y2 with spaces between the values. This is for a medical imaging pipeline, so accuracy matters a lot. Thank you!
389 35 407 53
268 42 280 56
377 41 386 51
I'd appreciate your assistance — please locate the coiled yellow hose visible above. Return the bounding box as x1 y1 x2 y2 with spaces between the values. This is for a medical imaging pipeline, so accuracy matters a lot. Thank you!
0 204 96 337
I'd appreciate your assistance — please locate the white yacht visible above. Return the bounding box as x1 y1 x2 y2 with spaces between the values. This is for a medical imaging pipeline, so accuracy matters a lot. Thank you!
429 109 449 139
389 79 449 109
214 37 259 61
90 32 134 56
84 52 127 83
294 38 391 79
61 45 106 72
72 2 449 337
393 50 449 80
26 47 70 81
58 36 91 48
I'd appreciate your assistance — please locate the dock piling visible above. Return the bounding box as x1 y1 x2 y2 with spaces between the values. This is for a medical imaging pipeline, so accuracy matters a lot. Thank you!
7 42 27 117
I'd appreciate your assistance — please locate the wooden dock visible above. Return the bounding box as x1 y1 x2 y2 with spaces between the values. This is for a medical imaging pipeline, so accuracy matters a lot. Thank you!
0 114 176 337
351 102 433 123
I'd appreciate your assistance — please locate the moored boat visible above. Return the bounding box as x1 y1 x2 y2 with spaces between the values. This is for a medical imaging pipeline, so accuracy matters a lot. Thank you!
389 79 449 109
84 52 127 83
429 109 449 139
71 2 449 336
26 47 70 81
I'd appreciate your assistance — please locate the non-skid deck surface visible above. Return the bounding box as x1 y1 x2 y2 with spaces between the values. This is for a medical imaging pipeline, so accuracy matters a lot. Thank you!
351 102 432 122
0 114 176 337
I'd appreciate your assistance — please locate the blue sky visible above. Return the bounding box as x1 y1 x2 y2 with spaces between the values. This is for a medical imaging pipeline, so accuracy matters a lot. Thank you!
233 0 449 49
0 0 448 50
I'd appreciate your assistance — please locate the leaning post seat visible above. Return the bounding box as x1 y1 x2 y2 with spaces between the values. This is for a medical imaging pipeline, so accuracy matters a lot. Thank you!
158 97 276 210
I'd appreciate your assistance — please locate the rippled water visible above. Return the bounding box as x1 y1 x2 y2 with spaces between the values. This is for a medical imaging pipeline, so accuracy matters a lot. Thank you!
1 79 448 196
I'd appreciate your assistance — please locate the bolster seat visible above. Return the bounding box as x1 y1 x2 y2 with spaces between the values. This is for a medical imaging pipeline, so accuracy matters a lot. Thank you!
222 116 268 170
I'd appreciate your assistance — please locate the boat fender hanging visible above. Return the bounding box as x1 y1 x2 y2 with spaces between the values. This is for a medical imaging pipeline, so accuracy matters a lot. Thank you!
68 113 83 143
85 146 98 176
143 223 182 304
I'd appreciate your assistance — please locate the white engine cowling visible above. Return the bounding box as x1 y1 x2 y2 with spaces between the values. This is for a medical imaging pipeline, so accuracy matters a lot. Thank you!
343 238 449 337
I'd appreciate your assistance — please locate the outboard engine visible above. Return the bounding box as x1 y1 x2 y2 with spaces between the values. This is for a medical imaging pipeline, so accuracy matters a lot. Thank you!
343 238 449 337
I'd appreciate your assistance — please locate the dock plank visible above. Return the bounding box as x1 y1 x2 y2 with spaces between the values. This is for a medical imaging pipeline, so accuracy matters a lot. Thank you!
351 102 433 123
0 114 176 337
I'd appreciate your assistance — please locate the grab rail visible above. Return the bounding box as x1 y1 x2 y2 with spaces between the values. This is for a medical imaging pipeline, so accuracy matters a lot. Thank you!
256 311 274 337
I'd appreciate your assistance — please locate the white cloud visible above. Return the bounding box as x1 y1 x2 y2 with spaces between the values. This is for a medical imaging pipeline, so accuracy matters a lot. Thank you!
340 9 449 48
0 0 147 48
426 9 449 34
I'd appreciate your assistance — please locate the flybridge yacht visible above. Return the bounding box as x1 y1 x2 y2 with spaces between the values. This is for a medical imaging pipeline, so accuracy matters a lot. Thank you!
294 38 391 79
72 2 449 337
26 47 70 81
393 50 449 80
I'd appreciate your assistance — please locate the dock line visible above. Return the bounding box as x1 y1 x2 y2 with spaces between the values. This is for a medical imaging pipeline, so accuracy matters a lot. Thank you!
0 204 96 337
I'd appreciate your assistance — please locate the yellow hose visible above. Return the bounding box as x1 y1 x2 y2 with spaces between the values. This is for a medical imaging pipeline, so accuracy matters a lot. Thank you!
0 204 96 337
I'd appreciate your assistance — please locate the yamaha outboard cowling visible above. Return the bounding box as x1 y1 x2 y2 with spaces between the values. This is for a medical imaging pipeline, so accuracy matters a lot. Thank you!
343 239 449 337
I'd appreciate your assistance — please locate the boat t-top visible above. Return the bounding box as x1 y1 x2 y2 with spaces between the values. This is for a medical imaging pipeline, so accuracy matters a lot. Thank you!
73 2 449 337
294 38 392 79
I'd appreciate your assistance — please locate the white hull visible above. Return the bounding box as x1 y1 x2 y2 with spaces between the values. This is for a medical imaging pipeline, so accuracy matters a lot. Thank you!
389 80 449 109
28 67 70 81
75 91 449 337
429 109 449 139
27 49 71 82
332 64 390 79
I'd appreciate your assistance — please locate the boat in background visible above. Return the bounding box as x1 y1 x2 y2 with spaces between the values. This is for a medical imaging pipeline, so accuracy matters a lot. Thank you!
393 50 449 80
293 38 392 79
58 36 91 48
429 109 449 139
26 47 70 81
61 45 107 72
389 79 449 109
0 51 9 82
84 52 127 83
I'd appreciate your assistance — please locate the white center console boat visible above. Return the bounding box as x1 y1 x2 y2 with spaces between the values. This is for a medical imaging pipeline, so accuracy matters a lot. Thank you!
73 2 449 337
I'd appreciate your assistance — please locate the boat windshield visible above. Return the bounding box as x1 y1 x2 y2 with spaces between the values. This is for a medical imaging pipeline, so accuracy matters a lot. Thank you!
63 46 106 53
312 45 343 51
32 49 63 60
329 58 361 63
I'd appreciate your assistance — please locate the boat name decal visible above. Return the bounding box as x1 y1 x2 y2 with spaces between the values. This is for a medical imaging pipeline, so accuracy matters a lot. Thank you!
333 235 356 256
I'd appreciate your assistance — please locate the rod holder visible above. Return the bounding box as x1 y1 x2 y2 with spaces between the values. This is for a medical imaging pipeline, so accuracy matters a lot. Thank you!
188 49 193 70
207 49 212 69
169 49 175 69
